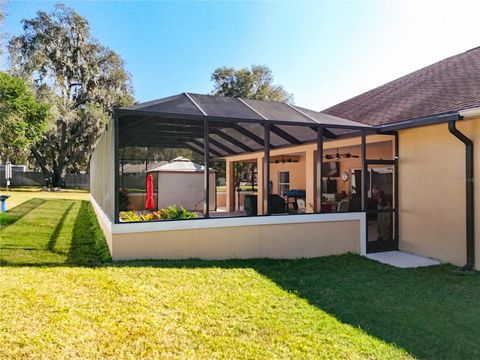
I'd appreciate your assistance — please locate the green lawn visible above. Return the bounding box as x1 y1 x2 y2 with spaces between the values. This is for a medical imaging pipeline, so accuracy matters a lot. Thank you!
0 188 89 209
1 193 480 359
0 197 109 265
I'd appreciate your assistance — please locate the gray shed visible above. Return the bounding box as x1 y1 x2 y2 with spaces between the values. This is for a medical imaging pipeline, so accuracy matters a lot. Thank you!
148 157 216 211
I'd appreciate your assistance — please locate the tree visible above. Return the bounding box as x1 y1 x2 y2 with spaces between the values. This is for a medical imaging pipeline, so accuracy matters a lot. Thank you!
0 72 49 163
9 4 133 186
211 65 293 188
211 65 293 103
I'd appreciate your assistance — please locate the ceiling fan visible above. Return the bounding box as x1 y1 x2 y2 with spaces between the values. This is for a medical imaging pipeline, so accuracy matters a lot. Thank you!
325 148 359 160
270 156 299 164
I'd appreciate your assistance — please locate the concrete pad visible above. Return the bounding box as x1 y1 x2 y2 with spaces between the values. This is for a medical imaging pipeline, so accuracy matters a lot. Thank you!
365 251 442 268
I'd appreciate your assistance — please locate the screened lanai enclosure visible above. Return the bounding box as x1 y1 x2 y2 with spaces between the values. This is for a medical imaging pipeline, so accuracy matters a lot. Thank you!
90 93 399 260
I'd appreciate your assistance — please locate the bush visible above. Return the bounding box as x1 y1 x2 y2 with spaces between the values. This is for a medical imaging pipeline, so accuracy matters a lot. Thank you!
159 205 198 220
119 205 197 222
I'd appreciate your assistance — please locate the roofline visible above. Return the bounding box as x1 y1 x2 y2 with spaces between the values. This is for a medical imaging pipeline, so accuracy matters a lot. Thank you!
378 112 462 132
117 92 477 135
119 92 371 129
114 108 373 131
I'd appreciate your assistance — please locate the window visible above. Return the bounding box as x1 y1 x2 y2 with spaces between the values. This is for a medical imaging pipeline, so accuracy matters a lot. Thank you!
278 171 290 196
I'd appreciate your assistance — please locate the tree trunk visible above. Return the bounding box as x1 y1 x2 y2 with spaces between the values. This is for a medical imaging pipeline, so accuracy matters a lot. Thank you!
51 171 64 188
30 147 66 187
31 147 51 183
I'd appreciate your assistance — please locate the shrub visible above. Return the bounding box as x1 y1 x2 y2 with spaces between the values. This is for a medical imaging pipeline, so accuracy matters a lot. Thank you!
159 205 197 220
119 211 142 222
119 205 197 222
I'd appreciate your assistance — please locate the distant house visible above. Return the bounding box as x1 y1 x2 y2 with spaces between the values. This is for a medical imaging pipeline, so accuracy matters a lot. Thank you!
90 48 478 269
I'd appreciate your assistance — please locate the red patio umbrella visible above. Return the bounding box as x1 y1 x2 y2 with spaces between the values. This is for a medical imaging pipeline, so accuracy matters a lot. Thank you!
145 174 156 210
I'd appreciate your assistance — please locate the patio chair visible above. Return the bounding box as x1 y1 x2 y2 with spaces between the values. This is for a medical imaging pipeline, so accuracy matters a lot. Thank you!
296 199 306 213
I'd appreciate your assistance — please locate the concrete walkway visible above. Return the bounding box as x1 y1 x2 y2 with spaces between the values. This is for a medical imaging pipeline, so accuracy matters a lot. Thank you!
365 251 442 268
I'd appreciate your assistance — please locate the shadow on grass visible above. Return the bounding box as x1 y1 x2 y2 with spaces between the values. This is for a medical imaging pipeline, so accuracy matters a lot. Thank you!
1 199 111 267
253 257 480 360
67 200 111 265
2 199 480 359
114 255 480 360
0 199 46 228
47 201 75 252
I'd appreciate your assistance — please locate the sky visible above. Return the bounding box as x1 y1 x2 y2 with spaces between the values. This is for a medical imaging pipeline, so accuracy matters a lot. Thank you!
3 0 480 111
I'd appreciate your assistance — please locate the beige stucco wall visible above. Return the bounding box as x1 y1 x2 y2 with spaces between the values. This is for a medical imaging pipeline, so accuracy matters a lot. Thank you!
217 191 254 210
217 192 226 207
110 217 361 260
89 120 115 220
399 118 480 269
270 154 307 195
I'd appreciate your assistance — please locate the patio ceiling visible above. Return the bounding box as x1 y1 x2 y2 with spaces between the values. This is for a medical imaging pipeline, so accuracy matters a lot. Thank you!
115 93 372 157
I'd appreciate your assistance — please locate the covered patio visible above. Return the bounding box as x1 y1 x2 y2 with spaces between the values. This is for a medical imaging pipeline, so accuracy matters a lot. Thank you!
90 93 399 259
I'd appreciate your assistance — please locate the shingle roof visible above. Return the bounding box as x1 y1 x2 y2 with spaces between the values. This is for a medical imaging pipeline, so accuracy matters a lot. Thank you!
322 47 480 126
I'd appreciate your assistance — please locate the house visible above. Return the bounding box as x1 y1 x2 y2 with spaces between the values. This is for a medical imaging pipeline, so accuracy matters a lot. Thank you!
322 47 480 270
90 48 478 270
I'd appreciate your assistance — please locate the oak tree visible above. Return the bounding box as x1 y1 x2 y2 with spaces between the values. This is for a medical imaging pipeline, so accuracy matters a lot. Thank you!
211 65 293 103
9 4 133 185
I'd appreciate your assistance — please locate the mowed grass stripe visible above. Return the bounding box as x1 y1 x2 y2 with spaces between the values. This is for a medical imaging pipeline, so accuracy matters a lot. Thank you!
0 199 110 265
0 200 76 249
